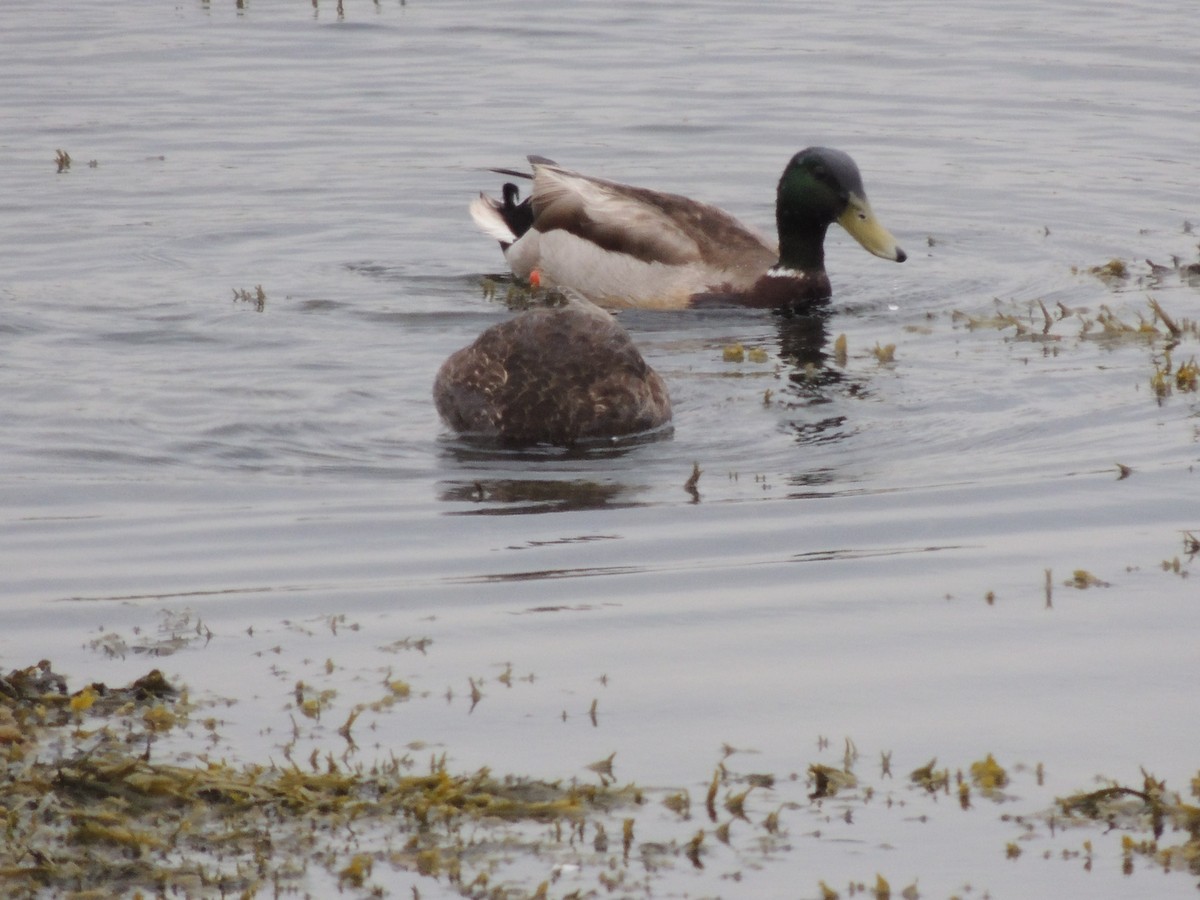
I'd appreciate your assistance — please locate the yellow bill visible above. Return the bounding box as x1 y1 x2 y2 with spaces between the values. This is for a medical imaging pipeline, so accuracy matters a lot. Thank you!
838 194 907 262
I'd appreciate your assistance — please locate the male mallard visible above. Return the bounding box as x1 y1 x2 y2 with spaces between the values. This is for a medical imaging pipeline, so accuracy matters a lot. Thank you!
434 298 671 446
470 148 906 311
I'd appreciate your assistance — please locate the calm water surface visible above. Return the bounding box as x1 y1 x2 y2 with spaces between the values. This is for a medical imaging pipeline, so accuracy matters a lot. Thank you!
2 1 1199 897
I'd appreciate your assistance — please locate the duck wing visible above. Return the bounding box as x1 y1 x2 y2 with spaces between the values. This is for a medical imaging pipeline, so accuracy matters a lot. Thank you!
503 160 776 306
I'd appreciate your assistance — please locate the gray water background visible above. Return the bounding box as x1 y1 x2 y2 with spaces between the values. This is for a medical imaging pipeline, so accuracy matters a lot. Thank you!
2 1 1199 896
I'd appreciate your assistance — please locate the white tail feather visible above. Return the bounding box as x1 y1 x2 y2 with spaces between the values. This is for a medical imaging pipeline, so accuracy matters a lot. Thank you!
469 194 517 244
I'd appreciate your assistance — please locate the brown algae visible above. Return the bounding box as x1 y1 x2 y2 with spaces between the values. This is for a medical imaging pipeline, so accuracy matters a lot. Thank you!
5 654 1200 898
232 284 267 312
0 662 641 898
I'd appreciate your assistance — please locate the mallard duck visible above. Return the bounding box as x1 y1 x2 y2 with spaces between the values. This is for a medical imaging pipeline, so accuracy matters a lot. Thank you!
434 297 671 446
470 148 906 310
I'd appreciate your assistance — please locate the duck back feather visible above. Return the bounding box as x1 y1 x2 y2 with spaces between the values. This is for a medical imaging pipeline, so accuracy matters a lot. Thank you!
498 159 777 308
434 299 671 446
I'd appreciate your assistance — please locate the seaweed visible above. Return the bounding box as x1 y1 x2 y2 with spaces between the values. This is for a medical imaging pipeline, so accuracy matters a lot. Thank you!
232 284 266 312
1057 769 1200 874
0 662 642 898
7 654 1200 897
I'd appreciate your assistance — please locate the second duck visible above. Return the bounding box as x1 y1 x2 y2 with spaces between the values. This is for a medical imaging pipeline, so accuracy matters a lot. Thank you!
470 147 906 312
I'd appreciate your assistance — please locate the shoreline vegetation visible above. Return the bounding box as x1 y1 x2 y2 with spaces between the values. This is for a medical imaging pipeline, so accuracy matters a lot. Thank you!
3 657 1198 899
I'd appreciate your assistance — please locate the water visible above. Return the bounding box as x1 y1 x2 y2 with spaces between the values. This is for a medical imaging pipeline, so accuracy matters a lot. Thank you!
2 1 1199 897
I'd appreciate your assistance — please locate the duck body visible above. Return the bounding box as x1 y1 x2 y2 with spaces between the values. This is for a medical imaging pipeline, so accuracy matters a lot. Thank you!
434 298 671 446
470 148 906 312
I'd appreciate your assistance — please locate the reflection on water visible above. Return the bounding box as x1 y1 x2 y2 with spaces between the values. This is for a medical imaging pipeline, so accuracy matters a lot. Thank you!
790 543 967 564
437 424 674 465
449 564 645 584
435 404 675 513
437 476 640 514
771 313 873 449
790 413 856 446
775 306 833 373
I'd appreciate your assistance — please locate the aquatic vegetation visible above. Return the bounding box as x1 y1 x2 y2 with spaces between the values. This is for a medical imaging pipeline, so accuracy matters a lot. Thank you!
379 635 434 655
0 662 645 898
1056 769 1200 875
662 789 691 818
720 342 769 364
6 653 1200 897
1158 533 1197 579
1184 531 1200 558
586 751 617 785
232 284 266 312
480 274 570 311
1082 304 1163 342
816 873 918 900
89 608 212 659
1081 258 1129 284
951 308 1030 334
810 762 858 798
952 294 1200 410
1078 254 1200 292
833 333 848 367
1066 569 1110 589
1155 350 1200 398
685 828 705 868
684 461 702 501
909 758 950 794
969 754 1009 796
953 295 1198 345
1161 556 1189 578
1177 357 1199 391
706 765 720 819
872 342 896 363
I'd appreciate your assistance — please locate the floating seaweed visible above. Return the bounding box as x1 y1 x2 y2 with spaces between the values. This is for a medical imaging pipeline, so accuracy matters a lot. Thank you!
872 342 897 363
969 753 1010 797
810 762 857 799
1056 769 1200 874
6 651 1199 898
0 662 643 898
232 284 266 312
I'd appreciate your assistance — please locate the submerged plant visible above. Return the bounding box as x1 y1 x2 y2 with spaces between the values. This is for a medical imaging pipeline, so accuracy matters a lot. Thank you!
232 284 266 312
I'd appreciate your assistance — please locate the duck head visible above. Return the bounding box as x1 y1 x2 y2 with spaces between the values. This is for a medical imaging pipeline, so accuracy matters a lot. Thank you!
775 147 906 273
